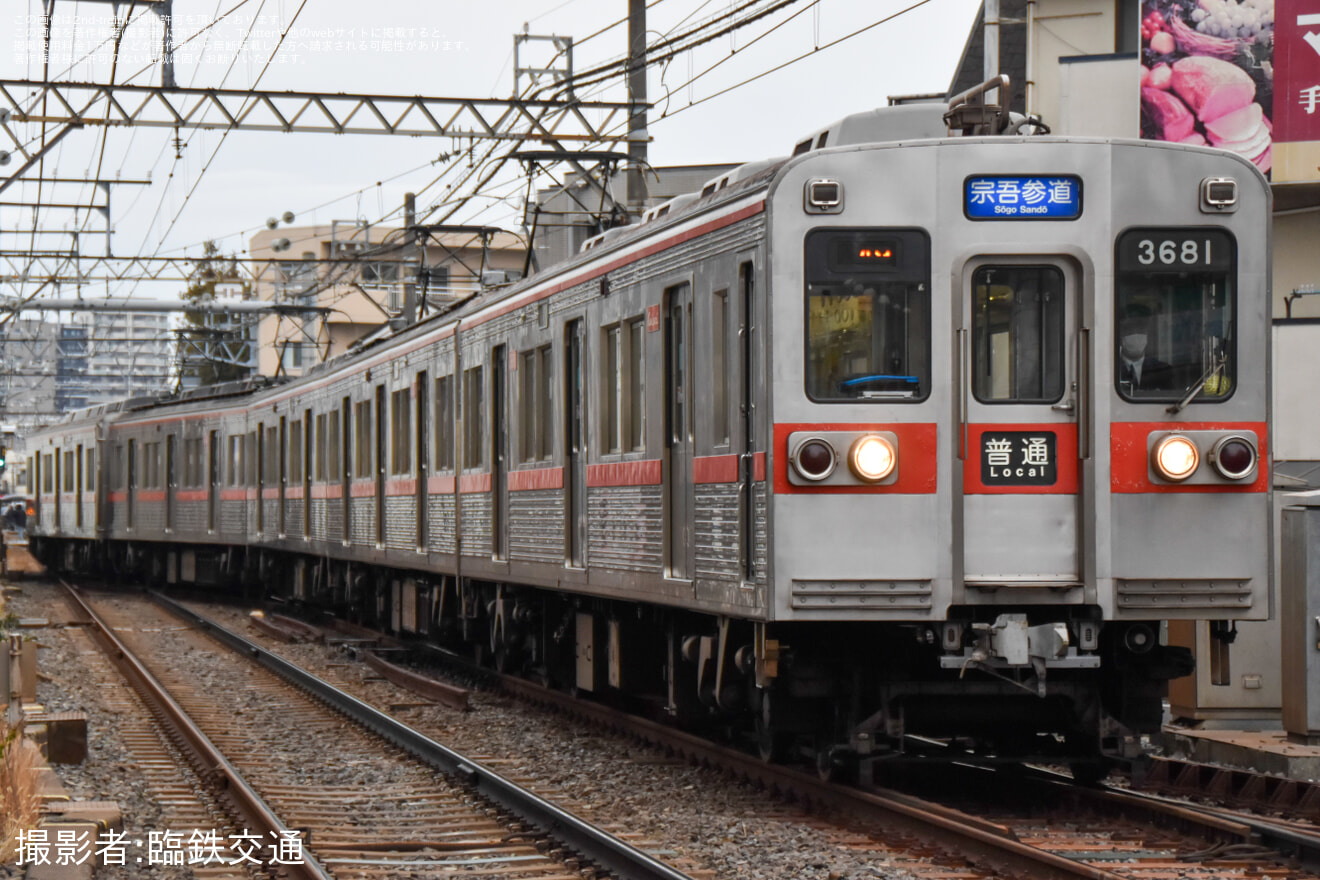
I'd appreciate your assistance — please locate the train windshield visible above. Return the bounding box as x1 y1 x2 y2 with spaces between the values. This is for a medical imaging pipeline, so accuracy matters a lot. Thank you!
1114 229 1235 403
804 229 930 402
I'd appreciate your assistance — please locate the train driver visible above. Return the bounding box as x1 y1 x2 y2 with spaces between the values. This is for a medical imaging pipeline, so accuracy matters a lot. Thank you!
1117 302 1172 392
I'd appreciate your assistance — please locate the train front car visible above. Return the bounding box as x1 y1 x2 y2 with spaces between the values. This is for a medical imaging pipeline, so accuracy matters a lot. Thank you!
763 111 1270 770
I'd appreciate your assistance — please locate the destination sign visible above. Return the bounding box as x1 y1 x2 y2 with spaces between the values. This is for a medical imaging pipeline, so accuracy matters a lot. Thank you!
965 175 1082 220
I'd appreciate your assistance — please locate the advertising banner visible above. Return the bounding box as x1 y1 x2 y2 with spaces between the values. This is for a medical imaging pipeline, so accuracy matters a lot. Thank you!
1140 0 1274 176
1273 0 1320 179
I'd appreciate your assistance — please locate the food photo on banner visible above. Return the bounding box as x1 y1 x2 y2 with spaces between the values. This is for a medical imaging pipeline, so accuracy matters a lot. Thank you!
1140 0 1274 175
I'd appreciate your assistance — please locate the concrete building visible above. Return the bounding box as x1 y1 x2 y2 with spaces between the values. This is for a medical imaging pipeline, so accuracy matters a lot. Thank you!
249 223 525 378
0 317 65 428
84 311 174 404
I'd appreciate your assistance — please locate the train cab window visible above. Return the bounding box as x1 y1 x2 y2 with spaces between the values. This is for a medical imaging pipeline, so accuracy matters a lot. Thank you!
1115 229 1235 402
971 266 1066 403
804 228 930 402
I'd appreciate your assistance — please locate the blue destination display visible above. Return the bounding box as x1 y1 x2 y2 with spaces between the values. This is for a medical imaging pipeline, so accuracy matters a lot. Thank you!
965 175 1081 220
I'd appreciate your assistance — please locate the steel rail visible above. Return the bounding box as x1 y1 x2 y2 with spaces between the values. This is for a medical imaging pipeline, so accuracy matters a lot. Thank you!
480 666 1127 880
150 591 695 880
60 583 335 880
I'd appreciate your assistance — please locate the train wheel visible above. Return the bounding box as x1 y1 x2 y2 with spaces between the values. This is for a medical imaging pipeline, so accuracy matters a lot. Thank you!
754 691 791 763
1069 760 1107 785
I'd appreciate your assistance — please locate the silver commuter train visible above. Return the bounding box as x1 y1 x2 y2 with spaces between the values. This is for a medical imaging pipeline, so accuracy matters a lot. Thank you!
27 91 1271 771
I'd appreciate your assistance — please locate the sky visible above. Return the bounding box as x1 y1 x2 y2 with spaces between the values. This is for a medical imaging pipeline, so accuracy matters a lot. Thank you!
2 0 984 301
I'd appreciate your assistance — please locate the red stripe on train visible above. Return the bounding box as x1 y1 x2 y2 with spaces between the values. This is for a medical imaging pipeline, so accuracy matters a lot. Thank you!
1110 421 1268 493
587 460 662 487
772 423 938 495
509 467 565 492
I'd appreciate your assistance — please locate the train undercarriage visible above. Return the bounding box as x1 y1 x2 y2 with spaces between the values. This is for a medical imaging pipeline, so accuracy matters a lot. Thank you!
35 536 1194 779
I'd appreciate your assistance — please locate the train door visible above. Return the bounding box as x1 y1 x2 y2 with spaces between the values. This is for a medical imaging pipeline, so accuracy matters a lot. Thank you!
54 448 62 530
76 444 84 530
565 319 587 567
491 345 508 560
375 384 386 546
737 260 757 583
126 440 135 529
303 409 313 539
665 282 695 580
416 371 429 551
165 434 177 532
278 417 287 536
958 258 1085 587
208 430 220 533
342 401 352 544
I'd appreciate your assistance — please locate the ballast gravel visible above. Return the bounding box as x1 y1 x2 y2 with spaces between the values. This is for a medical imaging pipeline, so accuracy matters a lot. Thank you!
7 578 924 880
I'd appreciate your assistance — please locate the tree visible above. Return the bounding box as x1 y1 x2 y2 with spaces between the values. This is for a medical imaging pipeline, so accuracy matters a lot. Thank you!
178 241 254 387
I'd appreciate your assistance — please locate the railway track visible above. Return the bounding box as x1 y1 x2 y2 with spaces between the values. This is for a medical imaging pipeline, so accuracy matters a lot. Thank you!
169 594 1320 880
63 583 700 880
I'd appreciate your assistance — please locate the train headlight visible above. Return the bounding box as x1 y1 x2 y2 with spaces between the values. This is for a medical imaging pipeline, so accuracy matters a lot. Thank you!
1210 435 1256 480
848 435 896 483
792 437 836 481
1152 434 1200 482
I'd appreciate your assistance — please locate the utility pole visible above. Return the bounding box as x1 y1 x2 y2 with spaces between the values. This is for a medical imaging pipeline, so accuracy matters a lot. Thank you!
403 192 418 327
626 0 648 215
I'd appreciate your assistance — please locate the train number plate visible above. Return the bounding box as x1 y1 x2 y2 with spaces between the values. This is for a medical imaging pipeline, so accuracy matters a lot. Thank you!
980 431 1057 486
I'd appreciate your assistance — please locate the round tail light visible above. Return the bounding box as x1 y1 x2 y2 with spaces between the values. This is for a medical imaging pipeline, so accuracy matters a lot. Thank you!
1210 435 1256 480
792 438 836 481
848 435 896 482
1152 434 1199 482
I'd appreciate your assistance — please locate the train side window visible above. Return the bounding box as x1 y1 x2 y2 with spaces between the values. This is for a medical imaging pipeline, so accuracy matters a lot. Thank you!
538 345 555 459
1114 228 1235 402
289 420 304 484
264 426 279 484
604 326 623 454
113 444 124 488
354 400 372 478
64 451 74 492
971 265 1066 404
391 389 411 475
184 438 203 487
122 445 131 491
517 345 555 463
327 409 340 480
227 436 242 486
463 366 485 469
602 322 644 454
245 432 258 487
804 228 931 402
712 291 729 446
316 413 328 481
85 448 96 492
520 351 537 463
434 376 454 470
627 319 644 451
43 454 53 493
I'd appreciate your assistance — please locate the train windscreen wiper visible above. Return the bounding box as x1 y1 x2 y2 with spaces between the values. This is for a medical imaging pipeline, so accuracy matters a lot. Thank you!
1166 358 1225 415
